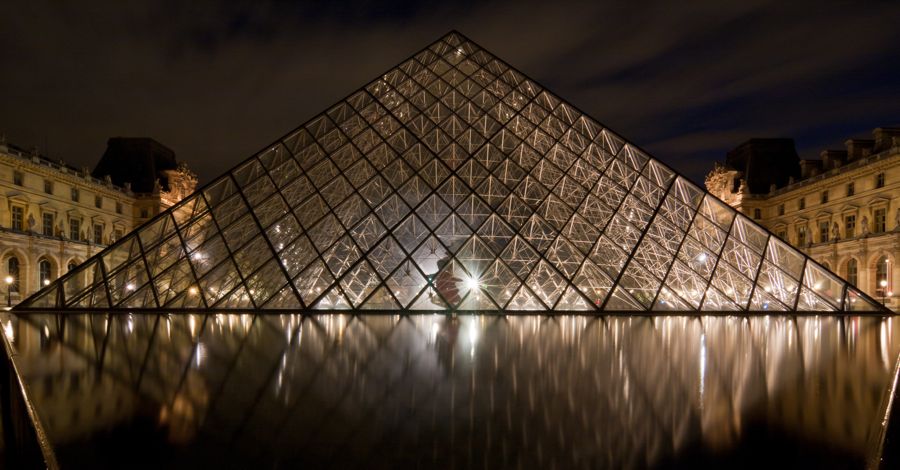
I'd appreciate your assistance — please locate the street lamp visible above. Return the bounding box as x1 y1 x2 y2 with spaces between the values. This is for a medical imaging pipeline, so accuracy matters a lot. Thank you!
881 279 888 306
5 275 13 308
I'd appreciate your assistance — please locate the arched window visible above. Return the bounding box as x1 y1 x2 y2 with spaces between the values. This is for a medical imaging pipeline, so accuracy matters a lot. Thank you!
39 259 52 287
67 261 76 272
846 259 858 287
7 256 20 292
876 256 890 296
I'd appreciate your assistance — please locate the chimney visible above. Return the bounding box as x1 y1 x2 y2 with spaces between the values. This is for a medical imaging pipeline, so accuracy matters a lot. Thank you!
873 127 900 152
845 139 875 161
799 159 823 179
820 150 847 170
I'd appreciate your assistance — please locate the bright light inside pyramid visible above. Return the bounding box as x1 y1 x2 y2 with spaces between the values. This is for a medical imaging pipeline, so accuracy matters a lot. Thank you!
126 283 135 291
696 253 707 263
465 277 479 291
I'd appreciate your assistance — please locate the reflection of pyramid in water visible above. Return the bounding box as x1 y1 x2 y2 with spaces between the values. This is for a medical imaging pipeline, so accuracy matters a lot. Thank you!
18 31 885 312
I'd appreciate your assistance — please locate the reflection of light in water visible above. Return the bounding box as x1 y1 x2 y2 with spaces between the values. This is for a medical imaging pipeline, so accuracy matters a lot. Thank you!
467 318 479 359
189 315 197 336
194 342 206 368
699 333 707 409
127 315 134 333
3 320 13 342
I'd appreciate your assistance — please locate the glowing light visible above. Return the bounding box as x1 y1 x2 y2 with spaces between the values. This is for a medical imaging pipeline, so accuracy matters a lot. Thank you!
699 333 706 407
465 277 479 291
188 286 199 295
191 252 204 261
696 253 707 263
4 276 12 285
3 321 14 342
881 280 888 288
126 283 135 291
42 279 50 286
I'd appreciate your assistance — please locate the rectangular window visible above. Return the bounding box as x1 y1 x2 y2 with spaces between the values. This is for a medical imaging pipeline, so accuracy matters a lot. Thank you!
875 208 887 233
797 225 807 246
42 213 54 236
845 215 856 238
778 204 785 216
820 190 828 204
69 218 80 241
819 221 829 243
71 187 79 202
753 208 761 219
115 201 122 214
12 171 23 186
114 228 124 241
44 179 53 194
10 206 24 231
94 195 102 209
877 173 886 188
847 182 855 197
93 224 103 244
799 197 805 210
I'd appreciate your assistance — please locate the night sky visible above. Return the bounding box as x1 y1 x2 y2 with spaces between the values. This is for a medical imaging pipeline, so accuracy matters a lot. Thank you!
2 1 899 186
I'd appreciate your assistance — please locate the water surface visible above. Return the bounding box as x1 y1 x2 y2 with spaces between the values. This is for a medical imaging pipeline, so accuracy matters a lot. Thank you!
4 313 899 469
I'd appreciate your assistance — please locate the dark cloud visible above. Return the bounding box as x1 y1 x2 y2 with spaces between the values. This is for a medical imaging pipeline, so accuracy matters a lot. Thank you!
1 0 898 186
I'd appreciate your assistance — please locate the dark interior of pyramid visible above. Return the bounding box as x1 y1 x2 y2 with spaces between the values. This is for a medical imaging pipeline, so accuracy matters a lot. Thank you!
16 31 885 313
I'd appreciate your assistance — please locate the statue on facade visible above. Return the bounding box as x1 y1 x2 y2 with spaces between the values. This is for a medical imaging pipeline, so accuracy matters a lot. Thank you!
27 214 35 232
832 222 839 241
861 216 870 236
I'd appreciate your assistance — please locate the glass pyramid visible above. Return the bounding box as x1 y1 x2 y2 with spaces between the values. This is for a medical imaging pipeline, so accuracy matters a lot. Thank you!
17 31 884 313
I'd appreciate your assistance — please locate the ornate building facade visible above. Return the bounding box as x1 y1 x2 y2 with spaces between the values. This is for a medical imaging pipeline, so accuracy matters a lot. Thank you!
707 127 900 309
0 137 196 305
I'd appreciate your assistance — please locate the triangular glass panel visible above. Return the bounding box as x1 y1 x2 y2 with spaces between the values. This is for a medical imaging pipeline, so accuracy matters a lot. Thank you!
603 287 642 311
17 31 885 313
457 289 498 311
361 285 401 310
507 285 546 311
410 287 448 310
555 286 593 311
312 286 352 310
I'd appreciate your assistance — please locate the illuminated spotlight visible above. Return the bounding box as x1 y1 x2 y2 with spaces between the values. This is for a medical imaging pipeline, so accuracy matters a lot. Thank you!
191 252 204 261
42 279 50 286
125 283 135 291
465 277 479 291
696 253 707 263
188 286 199 295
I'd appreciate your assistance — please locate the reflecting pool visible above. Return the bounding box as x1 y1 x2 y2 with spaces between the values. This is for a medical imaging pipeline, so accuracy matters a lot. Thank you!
3 313 900 469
